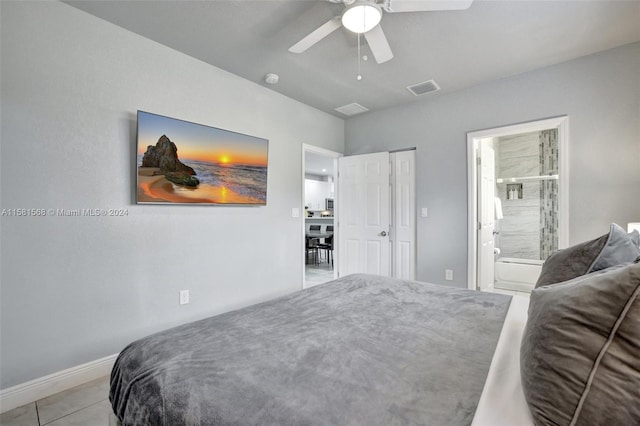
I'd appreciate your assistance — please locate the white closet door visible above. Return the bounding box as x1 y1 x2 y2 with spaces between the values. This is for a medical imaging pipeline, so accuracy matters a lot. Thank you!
338 152 390 277
391 150 416 280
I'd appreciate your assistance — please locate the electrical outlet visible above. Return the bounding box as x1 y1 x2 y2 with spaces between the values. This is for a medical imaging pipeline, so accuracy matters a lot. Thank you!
179 290 190 305
445 269 453 281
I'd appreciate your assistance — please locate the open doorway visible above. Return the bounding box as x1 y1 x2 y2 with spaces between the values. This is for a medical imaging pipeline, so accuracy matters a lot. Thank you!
302 145 341 289
467 117 569 294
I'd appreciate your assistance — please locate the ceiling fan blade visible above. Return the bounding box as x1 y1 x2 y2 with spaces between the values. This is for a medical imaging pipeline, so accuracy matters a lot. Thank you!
289 16 342 53
364 25 393 64
383 0 473 13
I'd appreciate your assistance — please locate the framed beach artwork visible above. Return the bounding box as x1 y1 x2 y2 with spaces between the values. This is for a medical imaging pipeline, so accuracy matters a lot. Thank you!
136 111 268 205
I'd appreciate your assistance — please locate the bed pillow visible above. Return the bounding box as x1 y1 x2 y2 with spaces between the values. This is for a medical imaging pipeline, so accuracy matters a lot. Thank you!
521 262 640 426
630 229 640 248
535 223 640 288
589 223 640 272
534 234 608 288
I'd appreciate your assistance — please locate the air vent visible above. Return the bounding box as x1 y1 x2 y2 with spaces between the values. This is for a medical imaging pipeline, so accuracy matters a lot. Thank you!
334 102 369 117
406 80 440 96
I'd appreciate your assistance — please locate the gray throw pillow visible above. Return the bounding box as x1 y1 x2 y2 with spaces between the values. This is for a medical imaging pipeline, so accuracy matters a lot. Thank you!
629 229 640 248
521 262 640 426
535 223 640 288
589 223 640 272
534 234 608 288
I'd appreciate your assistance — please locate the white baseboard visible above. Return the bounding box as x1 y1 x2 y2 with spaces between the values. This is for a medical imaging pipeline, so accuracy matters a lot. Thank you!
495 280 534 293
0 353 119 414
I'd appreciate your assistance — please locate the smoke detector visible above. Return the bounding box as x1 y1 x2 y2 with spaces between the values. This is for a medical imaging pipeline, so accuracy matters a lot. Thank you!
264 73 279 84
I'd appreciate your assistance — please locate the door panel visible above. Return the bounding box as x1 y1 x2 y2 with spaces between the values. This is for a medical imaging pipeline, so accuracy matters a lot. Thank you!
366 240 383 275
391 151 416 280
397 241 412 278
366 183 382 226
343 239 360 276
338 152 390 277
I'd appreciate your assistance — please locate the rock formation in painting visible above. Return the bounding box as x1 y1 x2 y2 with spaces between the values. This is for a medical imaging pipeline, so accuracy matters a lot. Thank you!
164 171 200 187
141 135 199 187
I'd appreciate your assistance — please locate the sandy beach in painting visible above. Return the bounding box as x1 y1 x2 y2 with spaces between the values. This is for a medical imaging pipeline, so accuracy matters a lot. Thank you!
137 167 264 204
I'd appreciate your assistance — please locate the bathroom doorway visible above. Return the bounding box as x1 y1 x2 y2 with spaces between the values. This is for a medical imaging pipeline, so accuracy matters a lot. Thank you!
467 117 569 293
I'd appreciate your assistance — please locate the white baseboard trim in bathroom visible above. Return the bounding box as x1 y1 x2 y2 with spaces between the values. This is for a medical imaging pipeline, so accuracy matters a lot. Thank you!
0 353 118 414
495 281 534 293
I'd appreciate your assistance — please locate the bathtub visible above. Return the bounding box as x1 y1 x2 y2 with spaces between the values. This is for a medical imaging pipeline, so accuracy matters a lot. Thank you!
494 257 544 292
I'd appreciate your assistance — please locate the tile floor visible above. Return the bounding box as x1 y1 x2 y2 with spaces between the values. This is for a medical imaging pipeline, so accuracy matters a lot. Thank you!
305 257 335 288
0 376 115 426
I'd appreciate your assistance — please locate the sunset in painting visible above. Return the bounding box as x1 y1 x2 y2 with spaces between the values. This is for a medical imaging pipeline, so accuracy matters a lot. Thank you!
136 111 268 205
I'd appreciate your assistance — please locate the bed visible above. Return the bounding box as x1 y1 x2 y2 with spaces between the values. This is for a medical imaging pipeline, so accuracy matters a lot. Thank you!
110 273 513 425
110 224 640 426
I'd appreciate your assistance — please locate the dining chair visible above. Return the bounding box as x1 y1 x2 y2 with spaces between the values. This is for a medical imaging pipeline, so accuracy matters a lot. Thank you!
308 225 321 244
307 225 321 265
318 235 333 266
305 235 319 265
317 225 334 266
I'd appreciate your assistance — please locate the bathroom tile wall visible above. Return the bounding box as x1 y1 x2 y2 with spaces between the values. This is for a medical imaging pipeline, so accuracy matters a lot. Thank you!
496 131 541 260
540 129 559 259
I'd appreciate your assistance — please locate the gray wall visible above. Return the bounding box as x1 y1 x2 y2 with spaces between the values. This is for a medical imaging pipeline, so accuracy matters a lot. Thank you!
346 42 640 287
0 1 344 388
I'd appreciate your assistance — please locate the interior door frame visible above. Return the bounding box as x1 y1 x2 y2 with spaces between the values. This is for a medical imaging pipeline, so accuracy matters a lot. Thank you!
466 116 569 291
302 144 342 289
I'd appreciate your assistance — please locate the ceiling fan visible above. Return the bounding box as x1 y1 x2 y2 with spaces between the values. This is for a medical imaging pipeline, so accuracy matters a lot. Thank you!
289 0 473 64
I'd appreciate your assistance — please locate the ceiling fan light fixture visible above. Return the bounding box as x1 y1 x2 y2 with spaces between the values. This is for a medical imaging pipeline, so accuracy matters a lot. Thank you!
342 1 382 34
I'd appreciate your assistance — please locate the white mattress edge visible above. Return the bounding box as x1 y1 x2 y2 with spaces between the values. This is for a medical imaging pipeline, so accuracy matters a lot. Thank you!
471 295 534 426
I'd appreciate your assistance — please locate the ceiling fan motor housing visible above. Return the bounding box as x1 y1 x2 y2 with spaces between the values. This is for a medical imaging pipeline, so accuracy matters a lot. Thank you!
342 0 383 34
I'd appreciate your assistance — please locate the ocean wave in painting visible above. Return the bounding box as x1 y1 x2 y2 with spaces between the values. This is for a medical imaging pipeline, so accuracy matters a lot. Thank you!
184 160 267 202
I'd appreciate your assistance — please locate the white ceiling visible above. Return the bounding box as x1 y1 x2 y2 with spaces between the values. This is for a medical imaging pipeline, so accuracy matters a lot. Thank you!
65 0 640 118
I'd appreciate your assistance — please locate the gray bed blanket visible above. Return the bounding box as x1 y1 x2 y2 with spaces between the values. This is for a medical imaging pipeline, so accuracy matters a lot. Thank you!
110 274 511 426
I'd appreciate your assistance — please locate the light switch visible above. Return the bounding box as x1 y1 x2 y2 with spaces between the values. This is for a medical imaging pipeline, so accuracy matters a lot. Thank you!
292 208 300 218
421 208 428 218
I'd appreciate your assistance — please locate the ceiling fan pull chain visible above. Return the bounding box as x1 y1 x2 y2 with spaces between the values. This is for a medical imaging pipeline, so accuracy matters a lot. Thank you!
357 32 362 80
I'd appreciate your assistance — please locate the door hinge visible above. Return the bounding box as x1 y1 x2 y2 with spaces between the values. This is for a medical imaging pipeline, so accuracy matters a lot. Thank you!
477 157 481 166
478 221 482 230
